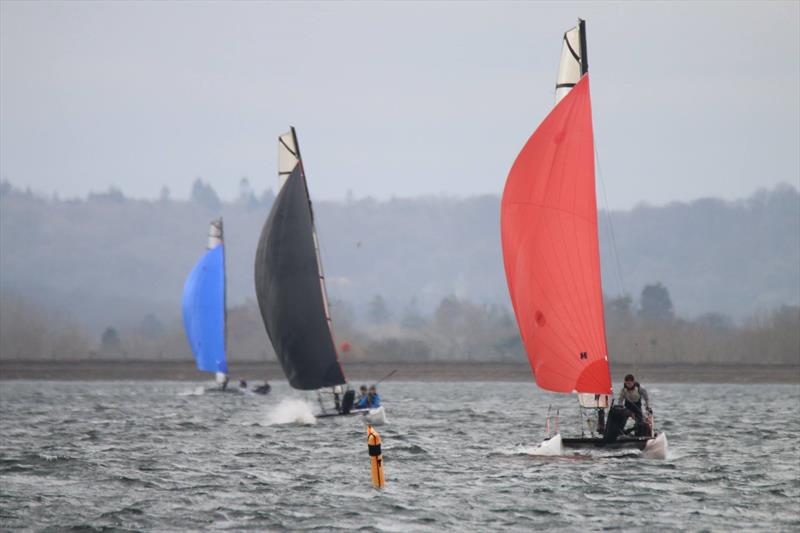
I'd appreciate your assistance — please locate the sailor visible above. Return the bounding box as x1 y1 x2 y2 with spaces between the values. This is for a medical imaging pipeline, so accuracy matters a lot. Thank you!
253 381 271 395
238 379 248 389
216 372 229 391
354 385 369 408
618 374 651 431
367 385 381 408
333 385 343 412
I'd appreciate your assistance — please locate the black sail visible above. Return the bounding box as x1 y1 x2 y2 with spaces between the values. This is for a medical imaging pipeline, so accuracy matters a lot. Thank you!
254 131 346 390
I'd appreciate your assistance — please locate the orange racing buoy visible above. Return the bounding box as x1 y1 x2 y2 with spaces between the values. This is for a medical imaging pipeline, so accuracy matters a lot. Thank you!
367 424 385 488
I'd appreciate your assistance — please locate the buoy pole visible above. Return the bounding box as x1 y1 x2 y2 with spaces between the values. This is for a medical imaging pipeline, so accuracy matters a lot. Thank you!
367 424 385 488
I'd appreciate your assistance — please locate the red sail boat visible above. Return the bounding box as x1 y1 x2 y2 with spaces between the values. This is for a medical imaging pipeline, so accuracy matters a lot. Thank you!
501 20 666 456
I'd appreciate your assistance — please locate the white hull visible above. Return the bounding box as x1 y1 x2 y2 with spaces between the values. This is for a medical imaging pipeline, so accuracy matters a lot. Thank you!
523 433 564 456
353 406 387 426
641 432 669 460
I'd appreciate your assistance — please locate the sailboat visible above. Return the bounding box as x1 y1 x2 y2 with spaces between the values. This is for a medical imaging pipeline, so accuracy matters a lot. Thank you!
182 219 230 390
254 127 386 424
501 20 666 456
182 219 271 395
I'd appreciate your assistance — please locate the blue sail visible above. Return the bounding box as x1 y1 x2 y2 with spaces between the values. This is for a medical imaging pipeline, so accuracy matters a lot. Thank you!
182 243 227 374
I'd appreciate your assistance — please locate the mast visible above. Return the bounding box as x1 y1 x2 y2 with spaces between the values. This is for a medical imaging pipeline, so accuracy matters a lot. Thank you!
575 19 608 408
289 128 335 333
208 218 227 372
578 19 588 75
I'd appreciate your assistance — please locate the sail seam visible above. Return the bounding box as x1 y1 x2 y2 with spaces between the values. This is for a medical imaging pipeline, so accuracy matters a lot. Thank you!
503 202 595 227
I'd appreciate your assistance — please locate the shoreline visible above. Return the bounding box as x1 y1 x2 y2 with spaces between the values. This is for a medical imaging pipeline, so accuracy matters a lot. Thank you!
0 360 798 383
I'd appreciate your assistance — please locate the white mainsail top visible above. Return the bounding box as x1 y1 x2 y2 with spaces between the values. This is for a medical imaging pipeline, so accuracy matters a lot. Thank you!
278 130 300 189
207 218 223 249
555 20 587 105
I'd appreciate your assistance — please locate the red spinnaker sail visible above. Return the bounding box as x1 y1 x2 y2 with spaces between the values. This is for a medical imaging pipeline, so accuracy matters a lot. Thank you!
501 75 611 395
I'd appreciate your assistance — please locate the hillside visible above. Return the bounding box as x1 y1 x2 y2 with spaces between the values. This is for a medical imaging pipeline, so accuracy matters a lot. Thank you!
0 181 798 337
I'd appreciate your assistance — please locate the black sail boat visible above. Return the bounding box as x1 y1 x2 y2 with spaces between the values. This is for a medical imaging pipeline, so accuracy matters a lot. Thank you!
254 127 347 394
255 127 388 424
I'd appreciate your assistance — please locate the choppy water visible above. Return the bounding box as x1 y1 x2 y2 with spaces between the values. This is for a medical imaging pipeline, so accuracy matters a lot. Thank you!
1 381 798 531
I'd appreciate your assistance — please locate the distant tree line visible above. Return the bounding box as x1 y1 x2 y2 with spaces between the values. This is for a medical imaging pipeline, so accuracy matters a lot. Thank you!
0 290 89 360
604 285 800 365
1 180 797 338
2 284 798 365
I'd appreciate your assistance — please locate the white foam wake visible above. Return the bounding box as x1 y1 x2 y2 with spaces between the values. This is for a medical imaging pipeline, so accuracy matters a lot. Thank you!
264 398 316 426
520 434 564 456
178 386 206 396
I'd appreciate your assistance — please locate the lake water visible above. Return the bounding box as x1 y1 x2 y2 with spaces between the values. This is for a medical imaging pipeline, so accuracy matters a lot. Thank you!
1 381 798 531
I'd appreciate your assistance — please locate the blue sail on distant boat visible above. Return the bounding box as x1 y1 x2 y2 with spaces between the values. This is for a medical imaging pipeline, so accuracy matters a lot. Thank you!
182 219 228 376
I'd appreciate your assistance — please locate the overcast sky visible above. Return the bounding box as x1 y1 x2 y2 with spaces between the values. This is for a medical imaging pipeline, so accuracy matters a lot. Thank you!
1 1 798 209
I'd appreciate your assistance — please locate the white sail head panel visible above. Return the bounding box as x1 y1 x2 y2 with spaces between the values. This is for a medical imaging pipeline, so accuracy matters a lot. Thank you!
578 393 610 408
555 22 586 104
207 218 223 249
278 130 300 189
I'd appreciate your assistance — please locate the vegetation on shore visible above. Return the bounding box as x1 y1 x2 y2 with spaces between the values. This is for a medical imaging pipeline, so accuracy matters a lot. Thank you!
1 180 797 365
2 284 797 366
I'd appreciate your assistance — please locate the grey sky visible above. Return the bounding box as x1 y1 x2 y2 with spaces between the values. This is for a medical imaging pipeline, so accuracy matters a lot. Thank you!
1 1 798 209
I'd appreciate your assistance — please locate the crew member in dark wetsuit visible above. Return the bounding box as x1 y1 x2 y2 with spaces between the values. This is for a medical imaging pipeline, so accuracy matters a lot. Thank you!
253 380 271 395
617 374 651 433
333 385 343 412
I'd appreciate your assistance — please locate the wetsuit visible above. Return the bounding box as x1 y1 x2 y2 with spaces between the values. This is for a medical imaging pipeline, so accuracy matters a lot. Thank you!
617 382 650 426
354 395 369 409
368 393 381 408
253 383 271 395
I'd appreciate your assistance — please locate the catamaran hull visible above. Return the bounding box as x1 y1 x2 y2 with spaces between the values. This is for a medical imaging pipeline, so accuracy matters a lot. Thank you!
353 406 387 426
561 433 663 451
315 406 387 425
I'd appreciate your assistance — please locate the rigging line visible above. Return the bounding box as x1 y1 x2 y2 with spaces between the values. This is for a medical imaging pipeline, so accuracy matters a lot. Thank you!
312 196 338 329
594 141 627 299
594 132 636 381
